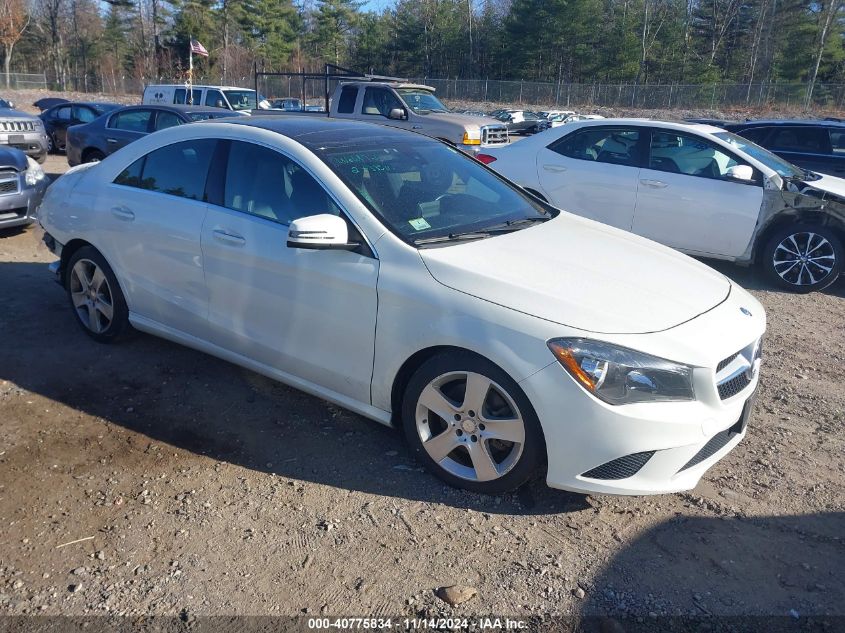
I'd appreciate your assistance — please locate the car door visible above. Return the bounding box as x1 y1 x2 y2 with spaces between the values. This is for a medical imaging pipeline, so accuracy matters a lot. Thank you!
536 125 644 230
200 140 379 403
101 138 217 337
631 128 763 258
825 127 845 176
360 86 413 132
105 109 154 154
49 105 73 147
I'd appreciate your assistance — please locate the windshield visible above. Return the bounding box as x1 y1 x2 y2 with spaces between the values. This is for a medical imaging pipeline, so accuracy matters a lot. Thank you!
713 131 805 179
314 137 549 244
396 89 449 114
223 90 257 111
93 104 121 114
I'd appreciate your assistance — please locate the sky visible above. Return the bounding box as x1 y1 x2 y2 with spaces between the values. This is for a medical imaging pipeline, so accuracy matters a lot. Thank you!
359 0 394 12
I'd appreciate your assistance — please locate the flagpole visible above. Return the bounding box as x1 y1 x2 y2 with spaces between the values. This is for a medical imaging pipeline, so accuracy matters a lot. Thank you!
188 37 193 104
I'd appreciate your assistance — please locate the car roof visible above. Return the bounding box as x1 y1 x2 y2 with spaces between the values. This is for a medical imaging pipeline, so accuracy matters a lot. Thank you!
145 84 249 91
205 115 438 148
565 117 726 135
728 119 845 128
117 104 232 114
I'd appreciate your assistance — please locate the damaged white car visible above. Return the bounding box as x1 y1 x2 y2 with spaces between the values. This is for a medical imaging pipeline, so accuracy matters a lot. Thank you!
480 119 845 292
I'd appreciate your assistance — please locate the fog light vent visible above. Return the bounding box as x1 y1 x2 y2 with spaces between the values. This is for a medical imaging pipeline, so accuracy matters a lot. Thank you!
581 451 655 480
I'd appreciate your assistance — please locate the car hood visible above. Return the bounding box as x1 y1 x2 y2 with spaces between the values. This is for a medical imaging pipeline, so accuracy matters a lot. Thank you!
801 173 845 199
419 214 732 335
0 146 29 170
424 112 505 129
0 108 38 120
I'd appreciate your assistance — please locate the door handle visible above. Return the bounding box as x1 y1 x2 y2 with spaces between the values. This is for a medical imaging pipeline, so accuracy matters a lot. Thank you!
542 164 567 173
106 138 118 144
412 125 423 130
640 179 668 188
110 205 135 221
212 229 246 246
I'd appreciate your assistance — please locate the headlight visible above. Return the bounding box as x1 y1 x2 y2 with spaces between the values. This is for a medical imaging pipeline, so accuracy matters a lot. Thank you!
25 157 45 186
547 338 694 405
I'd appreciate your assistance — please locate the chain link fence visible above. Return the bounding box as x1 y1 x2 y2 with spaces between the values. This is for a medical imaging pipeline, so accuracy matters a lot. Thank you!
1 72 48 90
411 78 845 110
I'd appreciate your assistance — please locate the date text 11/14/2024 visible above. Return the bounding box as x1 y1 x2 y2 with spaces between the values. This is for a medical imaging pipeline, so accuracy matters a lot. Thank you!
307 618 529 630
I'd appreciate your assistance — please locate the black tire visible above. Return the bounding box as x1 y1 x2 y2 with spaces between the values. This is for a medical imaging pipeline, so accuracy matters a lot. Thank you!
82 149 105 163
35 153 46 164
46 133 55 153
65 246 131 343
401 352 545 494
761 224 843 293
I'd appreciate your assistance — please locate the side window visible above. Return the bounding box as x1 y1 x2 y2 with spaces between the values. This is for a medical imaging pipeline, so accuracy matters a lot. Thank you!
549 127 641 167
55 106 72 120
738 127 771 146
154 111 184 131
830 129 845 154
223 141 341 225
114 139 217 199
337 86 357 114
109 110 153 133
114 157 145 188
205 90 226 108
768 126 831 154
174 88 186 104
361 87 402 117
73 106 97 123
648 131 742 180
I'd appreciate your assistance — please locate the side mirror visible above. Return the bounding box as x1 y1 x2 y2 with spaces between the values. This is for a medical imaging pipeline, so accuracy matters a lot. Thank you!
287 214 360 250
388 108 407 121
726 164 754 181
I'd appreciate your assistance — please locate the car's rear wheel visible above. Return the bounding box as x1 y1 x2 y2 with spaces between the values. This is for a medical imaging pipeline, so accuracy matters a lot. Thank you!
402 352 544 494
82 149 105 163
66 246 130 342
762 224 843 293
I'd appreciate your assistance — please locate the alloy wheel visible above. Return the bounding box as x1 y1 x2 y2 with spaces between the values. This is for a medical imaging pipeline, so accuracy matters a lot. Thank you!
415 371 525 482
69 259 115 334
772 231 836 287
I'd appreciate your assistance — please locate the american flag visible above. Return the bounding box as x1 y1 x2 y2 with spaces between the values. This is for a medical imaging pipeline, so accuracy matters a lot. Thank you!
190 39 209 57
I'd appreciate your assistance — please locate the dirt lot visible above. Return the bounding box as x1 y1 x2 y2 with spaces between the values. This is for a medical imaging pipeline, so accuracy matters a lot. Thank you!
0 152 844 626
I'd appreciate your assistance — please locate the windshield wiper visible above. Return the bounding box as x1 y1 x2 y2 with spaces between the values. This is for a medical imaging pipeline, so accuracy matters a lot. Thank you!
414 230 493 245
481 217 551 232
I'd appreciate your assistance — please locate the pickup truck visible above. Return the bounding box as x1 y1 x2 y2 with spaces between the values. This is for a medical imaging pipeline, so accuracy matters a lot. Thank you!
253 80 509 152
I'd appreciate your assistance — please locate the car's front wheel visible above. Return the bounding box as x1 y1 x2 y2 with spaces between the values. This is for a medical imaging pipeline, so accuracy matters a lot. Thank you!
402 352 544 494
82 149 105 163
762 224 843 292
66 246 131 342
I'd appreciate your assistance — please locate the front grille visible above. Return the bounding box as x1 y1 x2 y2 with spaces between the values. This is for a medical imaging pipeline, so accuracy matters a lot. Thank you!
0 120 36 132
718 372 752 399
716 352 739 373
0 170 19 195
678 416 744 472
581 451 655 480
481 125 509 145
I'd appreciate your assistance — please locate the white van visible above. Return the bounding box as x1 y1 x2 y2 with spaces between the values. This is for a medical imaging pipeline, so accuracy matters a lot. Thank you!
142 85 268 112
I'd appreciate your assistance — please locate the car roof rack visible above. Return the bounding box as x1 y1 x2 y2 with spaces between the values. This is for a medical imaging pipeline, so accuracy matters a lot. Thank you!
253 64 410 113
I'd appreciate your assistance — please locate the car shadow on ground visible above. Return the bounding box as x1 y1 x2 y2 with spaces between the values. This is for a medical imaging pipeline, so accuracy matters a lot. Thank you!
0 259 589 516
578 512 844 629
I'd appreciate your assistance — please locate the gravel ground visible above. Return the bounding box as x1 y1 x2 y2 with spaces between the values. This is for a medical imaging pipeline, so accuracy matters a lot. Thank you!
0 124 843 626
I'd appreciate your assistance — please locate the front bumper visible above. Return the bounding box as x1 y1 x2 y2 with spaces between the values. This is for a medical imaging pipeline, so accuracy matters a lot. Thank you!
0 133 49 162
521 359 759 495
0 178 48 230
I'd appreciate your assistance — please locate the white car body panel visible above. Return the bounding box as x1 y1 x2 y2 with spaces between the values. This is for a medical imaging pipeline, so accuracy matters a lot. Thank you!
39 120 766 496
484 119 783 262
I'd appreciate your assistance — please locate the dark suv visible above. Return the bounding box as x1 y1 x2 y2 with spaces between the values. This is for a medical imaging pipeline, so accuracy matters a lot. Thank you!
722 120 845 177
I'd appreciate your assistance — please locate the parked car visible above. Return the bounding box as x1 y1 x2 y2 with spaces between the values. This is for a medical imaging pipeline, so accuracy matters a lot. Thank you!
0 146 48 231
304 104 326 112
66 104 245 166
720 119 845 177
0 102 49 163
142 84 270 111
479 119 845 292
492 110 549 135
40 117 765 496
251 79 509 151
40 101 122 153
33 97 70 112
539 110 575 121
270 97 303 111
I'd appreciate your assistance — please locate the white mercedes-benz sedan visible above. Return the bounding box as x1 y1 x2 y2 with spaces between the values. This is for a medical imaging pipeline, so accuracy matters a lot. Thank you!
479 119 845 293
39 117 765 495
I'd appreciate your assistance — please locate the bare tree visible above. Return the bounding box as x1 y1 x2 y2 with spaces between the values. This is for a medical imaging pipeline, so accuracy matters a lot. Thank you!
806 0 843 107
0 0 29 88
